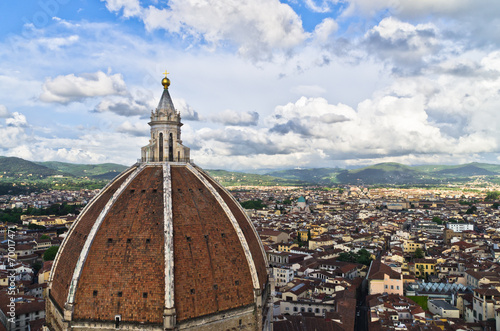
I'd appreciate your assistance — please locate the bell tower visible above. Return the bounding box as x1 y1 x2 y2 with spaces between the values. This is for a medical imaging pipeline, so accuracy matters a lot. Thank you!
141 71 190 163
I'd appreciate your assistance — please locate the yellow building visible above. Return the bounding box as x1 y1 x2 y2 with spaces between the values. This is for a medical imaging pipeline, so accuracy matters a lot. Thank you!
403 240 425 254
278 243 298 252
310 224 327 237
414 259 438 277
31 217 69 227
38 261 53 284
297 229 309 242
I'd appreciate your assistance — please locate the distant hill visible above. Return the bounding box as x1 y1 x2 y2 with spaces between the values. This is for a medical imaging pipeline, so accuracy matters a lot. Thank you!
334 162 500 185
205 169 305 187
434 164 498 176
37 161 128 179
265 168 342 184
264 162 500 186
1 157 499 189
336 163 421 185
0 156 70 178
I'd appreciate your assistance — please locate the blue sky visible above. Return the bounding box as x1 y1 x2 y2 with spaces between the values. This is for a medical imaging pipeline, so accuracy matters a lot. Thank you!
1 0 500 170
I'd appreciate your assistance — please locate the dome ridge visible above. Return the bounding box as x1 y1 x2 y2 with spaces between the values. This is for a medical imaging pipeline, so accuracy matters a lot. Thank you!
66 164 147 307
185 163 260 290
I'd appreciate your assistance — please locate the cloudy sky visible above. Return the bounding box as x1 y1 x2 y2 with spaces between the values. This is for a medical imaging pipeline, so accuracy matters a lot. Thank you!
1 0 500 171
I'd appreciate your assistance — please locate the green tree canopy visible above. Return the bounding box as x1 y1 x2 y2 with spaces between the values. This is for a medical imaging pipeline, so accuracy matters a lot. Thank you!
43 246 59 261
466 206 477 214
28 223 46 230
337 249 373 266
240 199 266 210
414 248 425 259
432 216 442 225
485 191 500 201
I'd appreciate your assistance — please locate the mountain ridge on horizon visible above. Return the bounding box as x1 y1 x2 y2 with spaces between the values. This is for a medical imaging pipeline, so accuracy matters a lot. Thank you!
1 156 500 189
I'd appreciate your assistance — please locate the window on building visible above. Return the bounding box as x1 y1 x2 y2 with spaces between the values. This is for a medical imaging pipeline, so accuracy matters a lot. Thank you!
396 286 399 290
293 307 298 312
391 285 394 289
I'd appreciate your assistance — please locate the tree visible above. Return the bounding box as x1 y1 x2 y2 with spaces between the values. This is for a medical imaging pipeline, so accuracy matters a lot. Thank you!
466 206 477 214
356 249 373 266
32 262 43 274
240 199 266 210
414 248 424 259
485 191 500 201
28 223 46 230
337 249 373 266
432 216 442 225
40 234 50 240
43 246 59 261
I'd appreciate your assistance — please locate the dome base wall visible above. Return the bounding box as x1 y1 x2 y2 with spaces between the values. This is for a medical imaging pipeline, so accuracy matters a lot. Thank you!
46 297 261 331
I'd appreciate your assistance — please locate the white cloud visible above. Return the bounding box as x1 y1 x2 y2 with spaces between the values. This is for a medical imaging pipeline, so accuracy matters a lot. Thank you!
2 2 500 170
36 35 79 50
40 71 127 104
312 18 338 44
116 120 149 136
185 49 500 169
291 85 327 97
0 105 10 118
364 17 441 72
104 0 309 60
102 0 142 18
304 0 334 13
7 145 34 160
0 126 30 149
94 96 149 117
6 112 28 127
210 109 259 126
343 0 498 18
94 88 155 117
172 98 199 121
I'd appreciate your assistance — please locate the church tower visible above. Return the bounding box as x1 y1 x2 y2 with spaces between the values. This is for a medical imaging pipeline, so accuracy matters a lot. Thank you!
141 72 190 163
45 74 270 331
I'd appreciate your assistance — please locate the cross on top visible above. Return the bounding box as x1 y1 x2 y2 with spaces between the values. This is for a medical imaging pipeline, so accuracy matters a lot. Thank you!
163 70 169 77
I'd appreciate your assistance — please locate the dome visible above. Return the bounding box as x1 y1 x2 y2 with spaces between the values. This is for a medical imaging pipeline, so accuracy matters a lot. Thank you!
46 74 270 331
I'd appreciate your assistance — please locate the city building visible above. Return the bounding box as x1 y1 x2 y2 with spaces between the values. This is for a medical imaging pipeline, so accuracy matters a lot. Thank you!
446 223 474 232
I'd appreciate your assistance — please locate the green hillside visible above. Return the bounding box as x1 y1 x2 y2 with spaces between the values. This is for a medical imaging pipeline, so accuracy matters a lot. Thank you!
336 163 421 185
0 156 70 178
266 162 500 186
37 161 128 178
265 168 342 184
1 156 500 192
205 169 305 187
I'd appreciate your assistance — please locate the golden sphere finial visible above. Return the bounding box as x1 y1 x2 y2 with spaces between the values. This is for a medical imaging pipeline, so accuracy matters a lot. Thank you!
162 70 170 89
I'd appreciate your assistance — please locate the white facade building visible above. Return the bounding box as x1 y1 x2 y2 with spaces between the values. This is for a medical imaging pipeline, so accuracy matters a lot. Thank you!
446 223 473 232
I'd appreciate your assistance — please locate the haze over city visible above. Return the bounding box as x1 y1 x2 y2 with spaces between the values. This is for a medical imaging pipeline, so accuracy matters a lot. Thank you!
1 0 500 170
